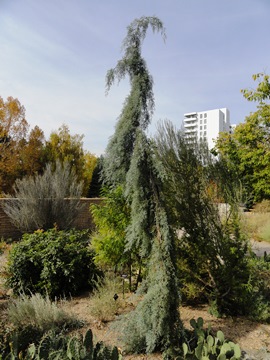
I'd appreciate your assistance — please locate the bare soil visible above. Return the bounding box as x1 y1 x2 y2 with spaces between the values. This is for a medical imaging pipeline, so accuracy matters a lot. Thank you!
58 292 270 359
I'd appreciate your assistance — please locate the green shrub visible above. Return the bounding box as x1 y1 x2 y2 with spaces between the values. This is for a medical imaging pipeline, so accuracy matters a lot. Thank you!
245 254 270 321
90 186 130 270
6 228 101 297
177 258 207 305
208 253 270 322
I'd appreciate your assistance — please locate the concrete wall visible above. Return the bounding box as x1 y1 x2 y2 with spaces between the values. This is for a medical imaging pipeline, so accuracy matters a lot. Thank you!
0 198 103 240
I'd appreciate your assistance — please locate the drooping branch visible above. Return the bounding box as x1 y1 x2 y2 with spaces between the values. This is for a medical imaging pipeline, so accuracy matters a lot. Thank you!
103 16 165 186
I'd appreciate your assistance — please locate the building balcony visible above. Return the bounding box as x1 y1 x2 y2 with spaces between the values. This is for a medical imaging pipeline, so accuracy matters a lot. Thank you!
184 117 197 122
184 122 198 128
185 128 197 134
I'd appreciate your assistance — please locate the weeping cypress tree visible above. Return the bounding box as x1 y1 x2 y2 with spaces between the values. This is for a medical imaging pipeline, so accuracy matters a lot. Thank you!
103 17 182 354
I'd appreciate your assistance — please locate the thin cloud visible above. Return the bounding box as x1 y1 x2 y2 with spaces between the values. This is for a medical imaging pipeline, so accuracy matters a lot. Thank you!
0 0 269 155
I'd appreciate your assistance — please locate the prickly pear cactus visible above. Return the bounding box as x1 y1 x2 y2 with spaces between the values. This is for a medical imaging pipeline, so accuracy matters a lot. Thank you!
182 318 242 360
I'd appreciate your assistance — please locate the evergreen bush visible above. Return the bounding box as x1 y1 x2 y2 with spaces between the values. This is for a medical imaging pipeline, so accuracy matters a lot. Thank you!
6 228 101 297
154 121 262 317
244 253 270 321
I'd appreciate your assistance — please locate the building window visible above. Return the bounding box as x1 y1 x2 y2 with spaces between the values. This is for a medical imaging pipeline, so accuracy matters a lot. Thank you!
200 126 202 130
200 114 203 118
204 113 207 118
200 120 202 124
204 131 206 135
204 125 207 129
204 119 207 124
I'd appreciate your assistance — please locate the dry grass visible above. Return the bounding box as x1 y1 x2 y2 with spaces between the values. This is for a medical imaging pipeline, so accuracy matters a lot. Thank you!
89 275 128 322
242 212 270 242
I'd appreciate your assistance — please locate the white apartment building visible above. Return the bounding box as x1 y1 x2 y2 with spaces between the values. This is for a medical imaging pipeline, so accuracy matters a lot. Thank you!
183 108 231 150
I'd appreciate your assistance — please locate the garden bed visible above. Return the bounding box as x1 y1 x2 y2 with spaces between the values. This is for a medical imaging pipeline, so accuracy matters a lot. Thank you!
1 246 270 359
59 292 270 358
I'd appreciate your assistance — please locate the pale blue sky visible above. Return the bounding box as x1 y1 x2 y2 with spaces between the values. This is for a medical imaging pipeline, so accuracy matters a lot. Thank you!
0 0 269 155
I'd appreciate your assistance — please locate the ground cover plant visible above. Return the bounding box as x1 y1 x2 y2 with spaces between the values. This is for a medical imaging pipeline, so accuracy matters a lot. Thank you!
6 228 101 298
7 293 78 332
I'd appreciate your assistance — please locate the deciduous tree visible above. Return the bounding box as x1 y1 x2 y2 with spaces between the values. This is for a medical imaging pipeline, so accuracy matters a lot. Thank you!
45 124 97 196
0 97 45 194
20 126 46 177
215 73 270 204
91 186 129 269
0 96 28 143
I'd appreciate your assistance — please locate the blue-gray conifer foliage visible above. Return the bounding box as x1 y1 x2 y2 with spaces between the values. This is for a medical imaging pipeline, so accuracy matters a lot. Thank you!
103 16 165 186
102 16 182 354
